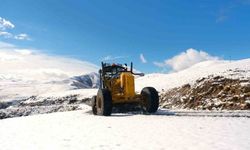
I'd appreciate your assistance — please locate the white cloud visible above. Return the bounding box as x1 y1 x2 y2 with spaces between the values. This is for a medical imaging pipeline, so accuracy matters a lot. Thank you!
0 42 98 81
215 1 250 23
0 16 30 40
140 53 147 63
153 61 165 67
216 14 228 23
0 31 13 38
0 41 15 48
14 49 33 55
14 33 31 40
0 17 15 30
102 55 127 61
154 48 219 72
103 55 112 61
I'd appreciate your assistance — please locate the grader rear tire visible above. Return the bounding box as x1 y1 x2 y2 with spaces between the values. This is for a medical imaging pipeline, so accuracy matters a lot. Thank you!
141 87 159 113
96 89 112 116
91 96 97 115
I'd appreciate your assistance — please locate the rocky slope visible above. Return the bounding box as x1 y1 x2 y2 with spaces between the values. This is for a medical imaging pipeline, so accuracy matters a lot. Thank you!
160 73 250 110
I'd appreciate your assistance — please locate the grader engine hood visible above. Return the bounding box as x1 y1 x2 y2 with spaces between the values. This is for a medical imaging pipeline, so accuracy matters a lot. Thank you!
120 72 135 98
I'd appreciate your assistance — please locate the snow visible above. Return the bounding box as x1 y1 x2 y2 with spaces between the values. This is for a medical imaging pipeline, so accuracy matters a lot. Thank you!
0 42 99 101
136 59 250 91
1 45 249 102
0 71 99 102
0 80 97 102
39 89 98 99
0 107 250 150
1 46 250 150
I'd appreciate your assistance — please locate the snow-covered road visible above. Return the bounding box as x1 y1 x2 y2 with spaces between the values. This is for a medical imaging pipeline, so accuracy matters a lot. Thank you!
0 107 250 150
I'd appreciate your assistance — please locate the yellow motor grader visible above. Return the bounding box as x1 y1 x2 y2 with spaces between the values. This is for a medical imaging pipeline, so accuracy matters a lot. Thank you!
92 62 159 116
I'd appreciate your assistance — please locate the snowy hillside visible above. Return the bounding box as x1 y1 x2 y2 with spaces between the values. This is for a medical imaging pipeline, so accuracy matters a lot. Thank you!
0 72 98 102
136 59 250 91
0 45 99 102
1 45 250 118
1 57 249 103
1 45 249 102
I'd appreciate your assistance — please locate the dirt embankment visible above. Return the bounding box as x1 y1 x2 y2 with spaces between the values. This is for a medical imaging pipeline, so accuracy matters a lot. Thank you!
160 75 250 110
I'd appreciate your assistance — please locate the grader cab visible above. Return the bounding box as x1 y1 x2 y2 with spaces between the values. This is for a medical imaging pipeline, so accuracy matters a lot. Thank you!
92 62 159 116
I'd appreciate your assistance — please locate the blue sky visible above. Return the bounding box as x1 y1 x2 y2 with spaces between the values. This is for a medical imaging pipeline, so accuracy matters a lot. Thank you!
0 0 250 73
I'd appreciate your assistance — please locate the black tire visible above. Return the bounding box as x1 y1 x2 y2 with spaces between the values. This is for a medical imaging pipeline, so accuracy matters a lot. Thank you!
141 87 159 113
96 89 112 116
91 96 97 115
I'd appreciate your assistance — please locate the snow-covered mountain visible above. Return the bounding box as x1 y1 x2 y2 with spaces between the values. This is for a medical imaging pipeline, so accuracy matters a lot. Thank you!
0 45 100 101
46 72 100 89
69 72 100 89
0 72 99 102
135 59 250 91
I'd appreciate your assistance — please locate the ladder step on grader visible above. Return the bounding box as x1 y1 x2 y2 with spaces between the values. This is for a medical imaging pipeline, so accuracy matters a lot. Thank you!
92 62 159 116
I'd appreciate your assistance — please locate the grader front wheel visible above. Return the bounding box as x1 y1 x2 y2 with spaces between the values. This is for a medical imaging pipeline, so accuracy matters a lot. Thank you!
96 89 113 116
91 96 97 115
141 87 159 113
